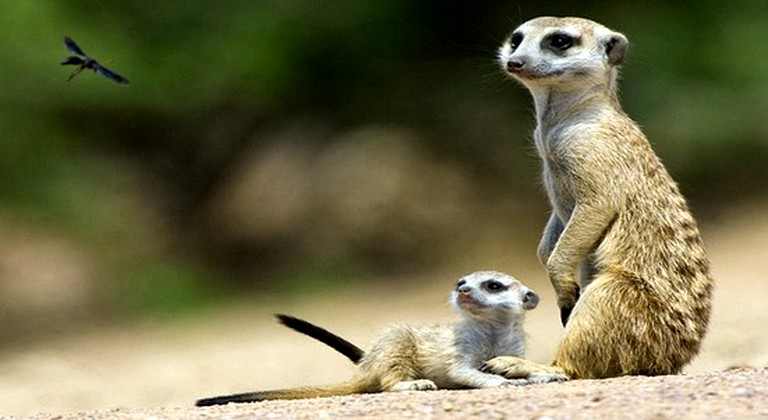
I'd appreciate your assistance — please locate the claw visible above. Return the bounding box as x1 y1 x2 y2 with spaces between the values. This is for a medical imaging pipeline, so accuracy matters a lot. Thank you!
480 363 490 373
559 286 581 326
560 305 573 326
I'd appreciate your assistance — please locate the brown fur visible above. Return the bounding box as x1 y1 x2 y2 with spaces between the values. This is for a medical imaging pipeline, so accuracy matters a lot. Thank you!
484 16 713 380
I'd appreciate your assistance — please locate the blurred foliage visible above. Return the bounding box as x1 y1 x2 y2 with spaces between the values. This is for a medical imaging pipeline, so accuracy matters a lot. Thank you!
0 1 767 335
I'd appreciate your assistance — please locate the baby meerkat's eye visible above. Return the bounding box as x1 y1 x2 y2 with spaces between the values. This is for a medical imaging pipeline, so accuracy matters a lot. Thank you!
509 32 523 49
456 279 467 290
483 280 508 293
548 33 575 51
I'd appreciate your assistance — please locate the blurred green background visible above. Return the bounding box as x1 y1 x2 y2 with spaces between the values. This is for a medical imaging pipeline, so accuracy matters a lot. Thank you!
1 1 766 344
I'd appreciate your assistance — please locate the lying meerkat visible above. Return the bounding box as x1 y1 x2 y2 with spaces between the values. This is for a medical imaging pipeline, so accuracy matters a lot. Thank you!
483 16 713 381
196 271 541 405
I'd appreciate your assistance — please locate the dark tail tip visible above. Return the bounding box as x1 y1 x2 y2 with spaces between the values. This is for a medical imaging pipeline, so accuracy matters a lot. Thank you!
276 314 365 363
195 397 226 407
196 392 261 406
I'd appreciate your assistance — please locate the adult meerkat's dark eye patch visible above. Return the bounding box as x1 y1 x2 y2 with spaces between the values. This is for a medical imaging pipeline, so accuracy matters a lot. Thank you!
543 32 581 52
509 31 524 49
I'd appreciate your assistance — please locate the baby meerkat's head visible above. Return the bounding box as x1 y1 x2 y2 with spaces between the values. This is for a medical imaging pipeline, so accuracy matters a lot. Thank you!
498 16 628 90
451 271 538 322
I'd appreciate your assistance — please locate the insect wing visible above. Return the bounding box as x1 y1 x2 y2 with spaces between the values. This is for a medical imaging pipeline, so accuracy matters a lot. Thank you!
95 63 130 84
64 36 86 56
61 56 84 66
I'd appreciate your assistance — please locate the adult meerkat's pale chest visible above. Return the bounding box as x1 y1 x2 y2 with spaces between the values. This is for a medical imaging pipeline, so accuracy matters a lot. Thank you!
482 16 712 380
498 17 632 226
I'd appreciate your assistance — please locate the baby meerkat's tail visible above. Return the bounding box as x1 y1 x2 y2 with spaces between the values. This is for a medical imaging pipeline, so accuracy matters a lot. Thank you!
196 382 362 406
276 314 365 364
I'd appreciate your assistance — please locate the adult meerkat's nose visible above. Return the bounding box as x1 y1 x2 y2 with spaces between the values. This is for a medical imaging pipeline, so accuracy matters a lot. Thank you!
506 57 527 73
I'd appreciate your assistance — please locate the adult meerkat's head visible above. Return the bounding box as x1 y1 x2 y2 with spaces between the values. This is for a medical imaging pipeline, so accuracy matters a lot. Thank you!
498 17 628 91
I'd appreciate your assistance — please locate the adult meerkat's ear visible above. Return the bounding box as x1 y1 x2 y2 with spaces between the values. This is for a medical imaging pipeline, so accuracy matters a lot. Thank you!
599 29 629 66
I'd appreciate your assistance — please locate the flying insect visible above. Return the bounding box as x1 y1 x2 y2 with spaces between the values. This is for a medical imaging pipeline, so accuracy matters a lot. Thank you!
61 36 129 84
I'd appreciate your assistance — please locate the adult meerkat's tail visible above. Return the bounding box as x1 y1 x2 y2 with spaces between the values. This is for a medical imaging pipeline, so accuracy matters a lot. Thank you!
196 382 361 406
276 314 365 364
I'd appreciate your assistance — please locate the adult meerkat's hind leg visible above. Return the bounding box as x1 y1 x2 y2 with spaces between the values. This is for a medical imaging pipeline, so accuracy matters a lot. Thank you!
481 356 568 384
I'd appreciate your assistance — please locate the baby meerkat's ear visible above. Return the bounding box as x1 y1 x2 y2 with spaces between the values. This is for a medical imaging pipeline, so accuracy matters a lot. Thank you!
602 31 629 66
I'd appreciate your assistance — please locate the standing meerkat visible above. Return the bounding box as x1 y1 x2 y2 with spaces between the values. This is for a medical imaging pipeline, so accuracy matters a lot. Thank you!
196 271 541 406
482 16 713 381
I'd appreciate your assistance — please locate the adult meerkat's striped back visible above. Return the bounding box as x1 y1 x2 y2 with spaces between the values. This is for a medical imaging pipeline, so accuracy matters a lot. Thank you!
483 17 713 380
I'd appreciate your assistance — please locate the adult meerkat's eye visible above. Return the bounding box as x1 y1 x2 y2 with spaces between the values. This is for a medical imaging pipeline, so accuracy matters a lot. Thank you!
548 33 575 50
509 32 523 49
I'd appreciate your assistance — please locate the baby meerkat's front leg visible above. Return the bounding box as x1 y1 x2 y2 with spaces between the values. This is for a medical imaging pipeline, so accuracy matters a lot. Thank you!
548 201 615 325
447 365 528 389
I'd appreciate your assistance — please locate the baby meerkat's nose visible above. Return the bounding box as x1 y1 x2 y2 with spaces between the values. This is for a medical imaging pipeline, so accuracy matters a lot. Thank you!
457 285 472 295
523 290 539 310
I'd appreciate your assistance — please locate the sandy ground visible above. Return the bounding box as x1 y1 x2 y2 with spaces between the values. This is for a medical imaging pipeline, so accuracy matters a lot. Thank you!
1 202 767 418
16 368 768 419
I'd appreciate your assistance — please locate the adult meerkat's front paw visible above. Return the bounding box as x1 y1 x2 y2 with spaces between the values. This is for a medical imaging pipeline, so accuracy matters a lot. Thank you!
555 281 580 327
481 356 530 378
482 356 570 383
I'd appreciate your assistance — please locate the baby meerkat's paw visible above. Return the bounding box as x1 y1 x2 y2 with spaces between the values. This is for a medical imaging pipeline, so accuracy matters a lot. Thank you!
390 379 438 392
498 379 529 387
527 372 569 384
476 374 528 388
